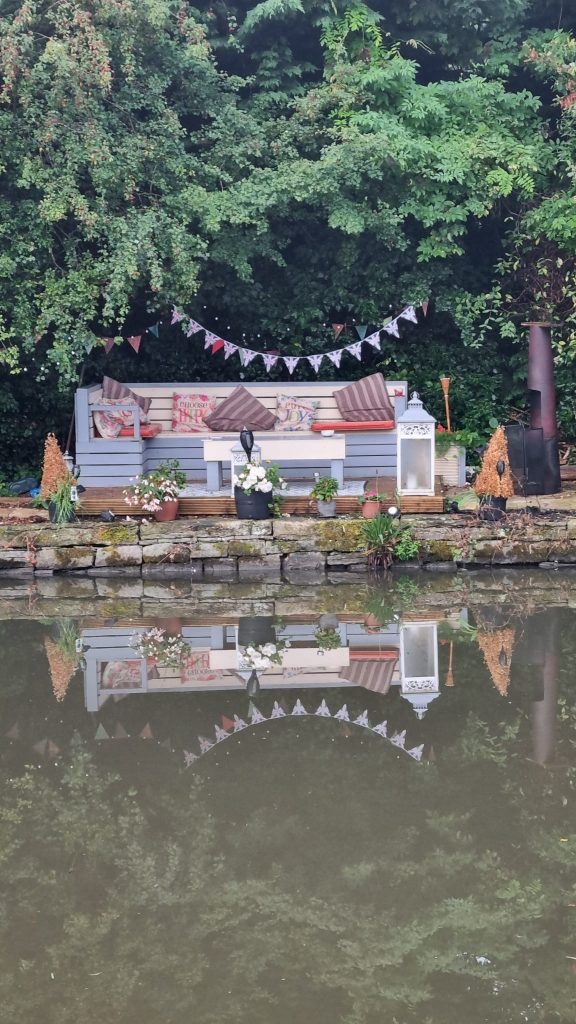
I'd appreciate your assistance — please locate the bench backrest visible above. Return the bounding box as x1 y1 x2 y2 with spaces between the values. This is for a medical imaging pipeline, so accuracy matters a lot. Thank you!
82 380 407 440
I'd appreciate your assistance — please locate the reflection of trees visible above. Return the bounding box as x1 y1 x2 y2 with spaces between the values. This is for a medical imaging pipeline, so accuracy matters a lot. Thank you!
0 721 575 1024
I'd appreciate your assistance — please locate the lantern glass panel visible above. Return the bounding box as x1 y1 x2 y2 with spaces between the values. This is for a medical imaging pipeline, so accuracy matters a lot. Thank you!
400 438 432 493
402 624 435 679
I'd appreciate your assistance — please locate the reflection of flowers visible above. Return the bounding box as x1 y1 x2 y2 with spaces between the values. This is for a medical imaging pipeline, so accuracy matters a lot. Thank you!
130 627 189 668
240 639 291 670
314 626 341 651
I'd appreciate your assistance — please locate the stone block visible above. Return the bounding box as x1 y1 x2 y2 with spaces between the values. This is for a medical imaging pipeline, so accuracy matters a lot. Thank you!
35 546 95 571
202 557 238 579
142 542 190 564
94 579 144 598
141 564 194 577
228 539 269 557
94 545 143 568
87 566 142 577
34 522 139 547
238 555 282 579
191 541 229 558
326 552 368 567
0 549 32 570
273 519 364 552
284 552 326 571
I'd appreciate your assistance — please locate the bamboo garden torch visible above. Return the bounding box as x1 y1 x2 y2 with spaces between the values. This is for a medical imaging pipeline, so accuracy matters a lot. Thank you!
440 376 451 433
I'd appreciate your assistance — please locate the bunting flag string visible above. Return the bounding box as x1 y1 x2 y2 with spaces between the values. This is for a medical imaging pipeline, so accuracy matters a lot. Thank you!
97 301 428 374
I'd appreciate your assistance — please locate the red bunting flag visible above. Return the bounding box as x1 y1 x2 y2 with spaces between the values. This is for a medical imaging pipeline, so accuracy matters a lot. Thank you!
211 339 225 354
127 334 142 354
221 716 235 732
332 323 345 340
103 337 115 355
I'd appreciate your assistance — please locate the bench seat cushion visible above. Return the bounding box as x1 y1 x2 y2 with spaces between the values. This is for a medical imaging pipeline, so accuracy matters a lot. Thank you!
311 420 394 432
118 423 162 438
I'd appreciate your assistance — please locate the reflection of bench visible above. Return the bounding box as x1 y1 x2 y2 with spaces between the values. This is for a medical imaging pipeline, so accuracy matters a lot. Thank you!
203 432 347 490
74 380 407 488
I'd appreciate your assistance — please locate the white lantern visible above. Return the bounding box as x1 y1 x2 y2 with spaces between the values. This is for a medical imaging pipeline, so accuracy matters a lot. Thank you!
397 391 436 496
400 620 439 719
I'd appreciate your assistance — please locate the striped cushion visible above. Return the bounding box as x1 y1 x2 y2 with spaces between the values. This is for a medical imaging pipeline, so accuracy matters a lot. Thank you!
335 373 394 422
102 376 151 415
204 386 276 431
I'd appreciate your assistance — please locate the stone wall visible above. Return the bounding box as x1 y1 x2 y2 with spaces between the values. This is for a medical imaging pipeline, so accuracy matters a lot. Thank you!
1 513 576 578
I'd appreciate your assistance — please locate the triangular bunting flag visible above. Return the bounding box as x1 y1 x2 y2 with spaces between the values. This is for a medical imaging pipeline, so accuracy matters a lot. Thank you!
307 353 324 373
198 736 214 753
94 725 109 741
283 356 300 374
334 704 349 722
421 299 430 317
224 341 238 360
103 337 115 355
408 744 424 761
383 319 400 338
211 339 225 354
140 723 154 739
204 331 218 349
271 701 286 718
183 750 198 767
354 710 370 728
233 714 248 731
390 730 406 748
240 348 257 367
214 725 229 742
127 335 142 354
372 721 387 737
364 332 381 349
114 722 129 739
315 699 331 717
400 305 418 324
33 738 48 755
346 340 363 360
222 716 235 732
148 323 160 338
292 699 307 716
186 319 202 336
249 705 266 724
355 325 368 340
262 353 278 372
332 323 345 340
5 723 19 739
326 350 343 368
171 307 184 324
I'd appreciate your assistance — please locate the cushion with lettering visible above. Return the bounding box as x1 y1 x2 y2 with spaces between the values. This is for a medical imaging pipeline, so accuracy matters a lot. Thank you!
275 394 319 431
204 386 276 431
102 376 151 416
334 373 395 422
171 392 219 433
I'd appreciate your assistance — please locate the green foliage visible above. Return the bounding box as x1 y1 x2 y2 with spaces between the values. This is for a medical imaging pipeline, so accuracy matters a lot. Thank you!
361 513 420 568
310 475 339 500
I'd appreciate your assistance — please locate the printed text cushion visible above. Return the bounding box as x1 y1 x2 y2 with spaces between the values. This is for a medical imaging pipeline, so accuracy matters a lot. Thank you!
335 373 395 422
102 376 152 415
171 392 220 433
204 385 276 431
275 394 319 431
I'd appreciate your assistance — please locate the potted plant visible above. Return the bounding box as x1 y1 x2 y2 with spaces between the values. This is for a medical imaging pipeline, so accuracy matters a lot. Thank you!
310 476 339 517
474 425 514 521
314 624 341 651
124 459 186 521
358 489 382 519
47 473 78 524
130 627 190 668
233 462 286 520
239 637 291 670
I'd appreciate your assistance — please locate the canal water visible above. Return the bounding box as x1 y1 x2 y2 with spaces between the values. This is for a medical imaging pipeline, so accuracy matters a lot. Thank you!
0 571 575 1023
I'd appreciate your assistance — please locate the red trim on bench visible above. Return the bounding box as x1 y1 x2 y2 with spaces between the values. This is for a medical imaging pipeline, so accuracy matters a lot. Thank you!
311 420 395 432
118 424 163 438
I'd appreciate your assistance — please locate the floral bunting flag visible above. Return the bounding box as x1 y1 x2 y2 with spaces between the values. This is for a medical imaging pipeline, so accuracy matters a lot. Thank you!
307 353 324 372
186 319 202 337
326 349 343 367
346 340 363 360
400 305 418 323
283 356 300 374
171 306 184 324
365 332 381 349
223 341 238 360
240 348 258 367
204 330 218 349
262 353 278 372
127 334 142 354
383 319 400 337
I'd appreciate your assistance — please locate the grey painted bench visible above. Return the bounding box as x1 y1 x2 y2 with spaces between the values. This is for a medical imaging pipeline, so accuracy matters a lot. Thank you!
74 380 407 488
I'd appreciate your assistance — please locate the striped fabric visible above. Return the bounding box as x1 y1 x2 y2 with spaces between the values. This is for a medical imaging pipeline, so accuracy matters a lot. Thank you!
340 657 398 693
204 385 276 431
102 376 152 415
335 373 395 422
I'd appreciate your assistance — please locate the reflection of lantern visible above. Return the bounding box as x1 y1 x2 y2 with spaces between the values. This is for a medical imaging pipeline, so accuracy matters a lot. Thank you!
397 392 436 496
400 621 440 719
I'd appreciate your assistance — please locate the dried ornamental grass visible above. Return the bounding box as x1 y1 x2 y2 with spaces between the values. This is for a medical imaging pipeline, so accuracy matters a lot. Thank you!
44 637 77 702
474 425 514 499
40 433 69 500
477 628 516 696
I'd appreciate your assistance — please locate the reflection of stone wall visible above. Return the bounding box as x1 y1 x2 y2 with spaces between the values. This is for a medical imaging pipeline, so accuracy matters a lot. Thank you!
1 514 576 578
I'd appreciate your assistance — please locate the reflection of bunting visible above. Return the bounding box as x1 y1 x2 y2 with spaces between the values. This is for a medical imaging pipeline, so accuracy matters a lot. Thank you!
326 349 343 368
346 341 363 360
283 356 300 374
307 353 323 372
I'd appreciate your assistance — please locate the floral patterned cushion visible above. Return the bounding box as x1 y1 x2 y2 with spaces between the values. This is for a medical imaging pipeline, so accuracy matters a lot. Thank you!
93 397 150 438
275 394 319 431
171 392 220 433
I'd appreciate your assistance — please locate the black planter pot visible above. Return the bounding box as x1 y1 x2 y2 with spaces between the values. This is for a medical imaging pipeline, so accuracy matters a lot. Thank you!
238 616 276 647
234 487 272 520
48 502 77 525
478 496 507 522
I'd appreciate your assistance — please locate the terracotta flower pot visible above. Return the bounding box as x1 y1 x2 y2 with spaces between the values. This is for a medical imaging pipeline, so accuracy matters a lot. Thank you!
154 499 179 522
361 500 381 519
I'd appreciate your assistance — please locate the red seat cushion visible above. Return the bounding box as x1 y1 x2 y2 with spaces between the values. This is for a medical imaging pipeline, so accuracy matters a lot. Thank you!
311 420 394 432
118 423 162 437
